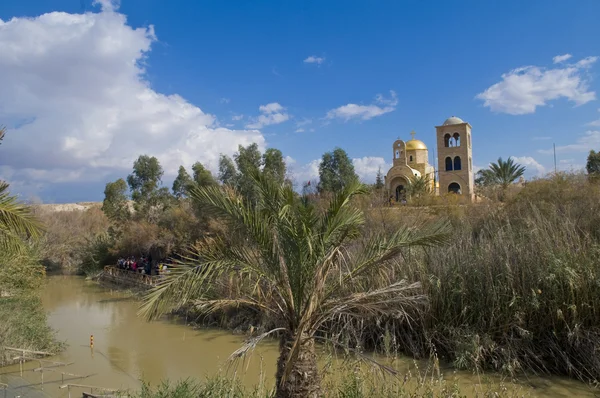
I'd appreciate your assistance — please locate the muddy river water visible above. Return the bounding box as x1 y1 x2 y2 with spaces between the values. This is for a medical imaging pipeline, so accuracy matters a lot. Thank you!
0 275 597 397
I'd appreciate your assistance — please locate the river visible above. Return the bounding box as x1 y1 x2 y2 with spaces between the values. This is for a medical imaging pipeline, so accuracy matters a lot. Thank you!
0 275 597 397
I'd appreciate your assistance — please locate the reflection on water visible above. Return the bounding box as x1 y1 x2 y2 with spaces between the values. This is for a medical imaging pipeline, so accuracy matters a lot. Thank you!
2 275 277 397
0 275 597 397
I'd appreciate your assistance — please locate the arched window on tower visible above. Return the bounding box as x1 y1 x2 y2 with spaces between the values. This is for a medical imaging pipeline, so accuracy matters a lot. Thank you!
395 150 399 159
448 182 461 194
409 155 413 162
445 157 453 171
454 156 462 171
453 133 460 147
444 134 451 147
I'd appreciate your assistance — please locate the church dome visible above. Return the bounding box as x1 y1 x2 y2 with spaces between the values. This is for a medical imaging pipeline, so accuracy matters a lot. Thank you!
443 116 465 125
405 139 427 150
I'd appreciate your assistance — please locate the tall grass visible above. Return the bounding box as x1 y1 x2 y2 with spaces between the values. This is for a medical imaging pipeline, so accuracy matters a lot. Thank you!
352 174 600 382
133 360 532 398
170 174 600 383
0 246 63 363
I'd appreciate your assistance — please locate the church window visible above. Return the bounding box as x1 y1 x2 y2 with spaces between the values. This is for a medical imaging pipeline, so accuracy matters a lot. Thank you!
454 156 462 170
395 150 399 158
445 157 453 171
453 133 460 147
448 182 461 194
409 155 413 162
444 134 451 147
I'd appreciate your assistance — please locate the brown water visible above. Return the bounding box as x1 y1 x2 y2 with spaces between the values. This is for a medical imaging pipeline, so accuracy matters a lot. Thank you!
0 275 597 397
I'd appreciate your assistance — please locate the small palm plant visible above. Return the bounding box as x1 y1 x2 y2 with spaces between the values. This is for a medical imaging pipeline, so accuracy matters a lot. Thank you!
0 127 43 257
406 174 431 199
140 172 450 398
485 157 526 189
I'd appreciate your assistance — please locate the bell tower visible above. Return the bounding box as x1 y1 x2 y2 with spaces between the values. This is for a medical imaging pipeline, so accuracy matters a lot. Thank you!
435 116 474 199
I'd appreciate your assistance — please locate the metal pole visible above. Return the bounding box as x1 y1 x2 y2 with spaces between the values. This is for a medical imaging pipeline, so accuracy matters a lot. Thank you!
554 143 557 174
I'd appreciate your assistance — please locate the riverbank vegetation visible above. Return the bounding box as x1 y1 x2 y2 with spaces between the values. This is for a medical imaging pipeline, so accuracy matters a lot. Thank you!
0 128 61 362
31 143 600 387
134 363 533 398
140 173 451 397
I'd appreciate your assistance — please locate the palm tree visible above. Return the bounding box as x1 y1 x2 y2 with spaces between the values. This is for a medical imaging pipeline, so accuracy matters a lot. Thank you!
405 174 431 199
0 127 43 257
486 157 526 189
140 172 450 398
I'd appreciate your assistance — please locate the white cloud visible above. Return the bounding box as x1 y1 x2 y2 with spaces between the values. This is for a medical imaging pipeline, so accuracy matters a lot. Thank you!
326 91 398 121
512 156 546 176
296 118 312 127
553 54 572 64
259 103 283 113
232 114 244 121
352 157 390 183
476 56 597 115
586 108 600 127
246 103 290 129
375 90 398 106
287 156 390 188
219 97 230 104
93 0 120 12
539 130 600 154
0 7 264 191
295 128 305 133
304 55 325 65
575 56 598 68
287 158 320 187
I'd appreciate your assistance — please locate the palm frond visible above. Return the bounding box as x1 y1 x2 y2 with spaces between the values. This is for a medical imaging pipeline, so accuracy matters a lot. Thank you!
0 182 43 257
0 186 43 239
337 220 452 288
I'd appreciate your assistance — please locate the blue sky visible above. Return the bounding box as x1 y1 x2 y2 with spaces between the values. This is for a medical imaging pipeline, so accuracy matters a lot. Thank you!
0 0 599 202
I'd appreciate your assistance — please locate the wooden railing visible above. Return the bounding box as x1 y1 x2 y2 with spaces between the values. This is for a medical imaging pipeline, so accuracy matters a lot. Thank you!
102 266 161 287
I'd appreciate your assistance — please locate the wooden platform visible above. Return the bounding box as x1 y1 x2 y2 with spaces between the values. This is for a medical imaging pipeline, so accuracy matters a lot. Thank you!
99 266 161 288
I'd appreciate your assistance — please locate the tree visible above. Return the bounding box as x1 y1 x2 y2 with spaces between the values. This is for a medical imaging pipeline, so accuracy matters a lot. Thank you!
172 166 192 198
191 162 217 188
263 148 287 185
102 178 130 222
140 172 450 398
374 167 384 191
474 169 497 188
126 155 172 215
586 150 600 181
218 155 237 186
318 147 359 193
481 157 526 189
127 155 164 203
406 174 431 199
234 143 263 204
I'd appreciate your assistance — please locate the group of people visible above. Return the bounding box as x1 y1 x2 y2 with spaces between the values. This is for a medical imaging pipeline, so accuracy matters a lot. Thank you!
116 255 170 276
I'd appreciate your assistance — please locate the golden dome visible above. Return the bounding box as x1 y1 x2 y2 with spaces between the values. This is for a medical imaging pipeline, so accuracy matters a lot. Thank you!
405 139 427 151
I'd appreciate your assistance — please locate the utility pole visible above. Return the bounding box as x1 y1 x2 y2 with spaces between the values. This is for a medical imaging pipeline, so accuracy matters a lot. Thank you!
553 143 557 174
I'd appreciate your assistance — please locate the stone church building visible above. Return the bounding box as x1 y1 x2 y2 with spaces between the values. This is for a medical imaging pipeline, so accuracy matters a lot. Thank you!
385 116 474 200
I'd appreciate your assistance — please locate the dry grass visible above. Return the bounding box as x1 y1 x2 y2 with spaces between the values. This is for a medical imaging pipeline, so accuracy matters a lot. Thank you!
341 173 600 383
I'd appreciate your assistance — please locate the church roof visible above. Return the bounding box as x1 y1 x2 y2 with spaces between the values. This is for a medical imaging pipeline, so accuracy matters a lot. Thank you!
443 116 465 125
405 139 427 150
